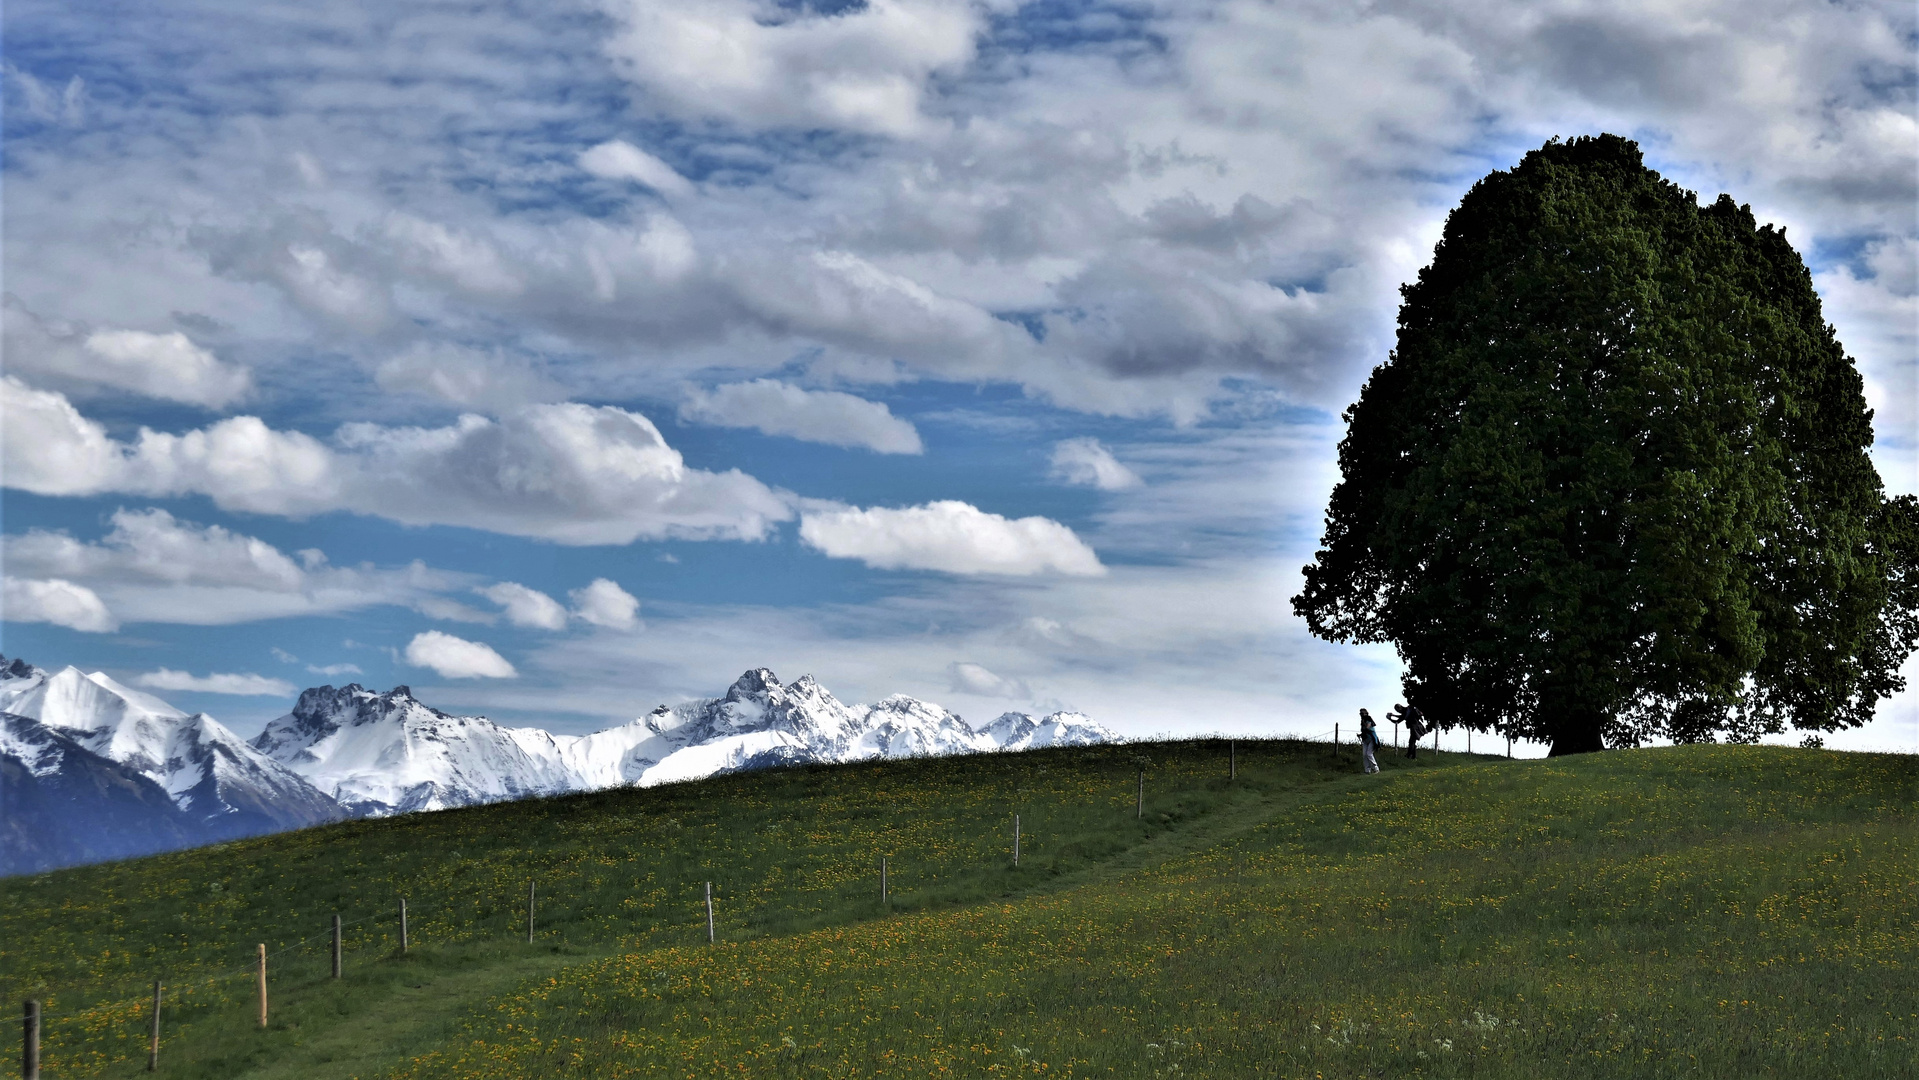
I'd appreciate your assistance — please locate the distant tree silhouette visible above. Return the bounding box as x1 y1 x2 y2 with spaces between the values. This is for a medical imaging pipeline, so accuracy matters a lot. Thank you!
1294 135 1918 756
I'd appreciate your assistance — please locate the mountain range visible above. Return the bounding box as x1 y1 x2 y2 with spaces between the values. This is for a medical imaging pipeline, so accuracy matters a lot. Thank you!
1 655 1114 874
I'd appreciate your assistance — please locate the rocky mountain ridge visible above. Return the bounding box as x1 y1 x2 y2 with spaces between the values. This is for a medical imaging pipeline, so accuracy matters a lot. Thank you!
255 667 1116 815
2 653 1117 871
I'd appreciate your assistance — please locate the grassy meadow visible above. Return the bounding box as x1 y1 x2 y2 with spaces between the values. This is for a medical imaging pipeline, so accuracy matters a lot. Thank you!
1 739 1912 1078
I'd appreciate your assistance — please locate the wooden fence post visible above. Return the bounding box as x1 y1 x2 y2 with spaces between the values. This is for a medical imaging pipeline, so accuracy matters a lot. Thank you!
705 882 715 944
147 979 161 1072
331 915 342 979
881 857 889 907
527 882 536 944
400 898 408 953
1335 722 1340 758
23 999 39 1080
1014 814 1021 866
257 944 267 1029
1229 740 1236 780
1136 770 1143 819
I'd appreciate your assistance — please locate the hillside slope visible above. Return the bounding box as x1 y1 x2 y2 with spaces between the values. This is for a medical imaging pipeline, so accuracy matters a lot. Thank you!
1 742 1911 1079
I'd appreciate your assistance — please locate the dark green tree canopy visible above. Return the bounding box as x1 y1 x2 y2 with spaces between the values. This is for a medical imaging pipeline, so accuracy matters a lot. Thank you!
1293 134 1918 756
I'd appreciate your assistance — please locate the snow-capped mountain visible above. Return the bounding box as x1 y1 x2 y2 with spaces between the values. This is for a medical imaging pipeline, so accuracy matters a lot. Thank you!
2 711 206 875
256 668 1118 816
252 683 578 816
979 709 1114 751
3 654 1116 872
0 655 341 839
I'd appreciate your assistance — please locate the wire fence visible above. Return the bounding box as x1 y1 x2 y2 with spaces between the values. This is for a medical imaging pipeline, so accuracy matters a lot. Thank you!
8 734 1526 1075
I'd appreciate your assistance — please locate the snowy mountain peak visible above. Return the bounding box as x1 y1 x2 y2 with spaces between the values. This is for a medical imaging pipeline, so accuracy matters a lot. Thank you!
726 668 782 698
0 652 340 841
983 710 1117 751
246 668 1118 817
254 682 569 816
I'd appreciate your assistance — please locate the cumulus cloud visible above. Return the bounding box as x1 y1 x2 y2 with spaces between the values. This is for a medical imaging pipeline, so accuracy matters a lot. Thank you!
83 330 251 407
598 0 982 137
308 662 363 677
134 669 296 696
405 630 517 679
680 379 924 454
330 402 790 543
799 500 1105 576
8 0 1915 435
1050 437 1142 490
0 376 131 495
3 297 251 408
478 582 570 630
948 661 1030 698
1 507 467 626
381 212 524 297
578 140 694 198
373 341 566 411
2 383 793 544
1 576 118 632
570 578 640 630
195 214 397 334
9 506 306 590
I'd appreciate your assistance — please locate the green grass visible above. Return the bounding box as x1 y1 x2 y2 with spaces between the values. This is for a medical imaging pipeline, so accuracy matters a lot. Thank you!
2 741 1913 1077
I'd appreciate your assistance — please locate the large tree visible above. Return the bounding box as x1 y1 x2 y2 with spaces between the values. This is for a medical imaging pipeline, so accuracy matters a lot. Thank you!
1293 135 1917 756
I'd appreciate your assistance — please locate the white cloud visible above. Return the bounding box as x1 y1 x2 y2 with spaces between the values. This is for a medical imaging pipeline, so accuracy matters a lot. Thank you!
1 384 794 545
5 68 87 126
84 330 251 408
329 402 790 543
948 661 1029 699
799 500 1105 576
578 140 694 198
413 596 499 624
598 0 983 137
0 383 341 513
1050 437 1142 490
9 507 306 590
307 662 363 677
373 342 565 412
2 297 251 408
680 379 924 454
381 213 524 297
0 376 128 495
478 581 570 630
134 669 296 696
1 507 469 626
569 578 641 630
404 630 518 679
1 576 118 632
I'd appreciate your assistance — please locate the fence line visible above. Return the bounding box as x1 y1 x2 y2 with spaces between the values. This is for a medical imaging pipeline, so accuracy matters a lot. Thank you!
13 736 1500 1071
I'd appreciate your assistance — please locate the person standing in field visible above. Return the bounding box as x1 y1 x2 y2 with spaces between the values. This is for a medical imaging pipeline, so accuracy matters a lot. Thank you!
1395 704 1426 758
1359 709 1380 774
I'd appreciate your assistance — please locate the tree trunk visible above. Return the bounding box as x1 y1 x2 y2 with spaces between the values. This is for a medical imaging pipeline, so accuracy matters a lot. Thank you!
1547 727 1605 756
1541 692 1606 756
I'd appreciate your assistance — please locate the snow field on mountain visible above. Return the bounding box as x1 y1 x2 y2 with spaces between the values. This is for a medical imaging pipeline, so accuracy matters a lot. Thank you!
255 668 1117 816
0 659 339 839
2 652 1116 873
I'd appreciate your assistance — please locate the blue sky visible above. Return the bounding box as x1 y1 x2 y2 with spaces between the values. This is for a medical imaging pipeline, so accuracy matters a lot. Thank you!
3 0 1914 752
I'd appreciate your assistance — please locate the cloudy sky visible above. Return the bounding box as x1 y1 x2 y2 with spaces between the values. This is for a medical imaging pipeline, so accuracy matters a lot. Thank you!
3 0 1914 752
